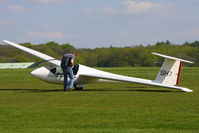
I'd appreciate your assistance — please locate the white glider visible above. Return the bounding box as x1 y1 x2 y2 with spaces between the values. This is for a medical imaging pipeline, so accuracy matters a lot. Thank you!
3 40 194 92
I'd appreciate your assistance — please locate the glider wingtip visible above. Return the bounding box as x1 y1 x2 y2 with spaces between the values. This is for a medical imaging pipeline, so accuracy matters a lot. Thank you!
2 40 9 43
183 88 193 92
189 61 194 64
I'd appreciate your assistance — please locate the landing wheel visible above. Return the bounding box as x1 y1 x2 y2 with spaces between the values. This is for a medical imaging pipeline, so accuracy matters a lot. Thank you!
74 84 84 91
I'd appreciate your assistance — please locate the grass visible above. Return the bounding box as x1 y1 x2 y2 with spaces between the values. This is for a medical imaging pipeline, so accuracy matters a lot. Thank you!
0 67 198 133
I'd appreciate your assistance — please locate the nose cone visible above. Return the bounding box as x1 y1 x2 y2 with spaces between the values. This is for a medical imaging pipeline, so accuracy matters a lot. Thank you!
31 69 40 77
31 67 51 78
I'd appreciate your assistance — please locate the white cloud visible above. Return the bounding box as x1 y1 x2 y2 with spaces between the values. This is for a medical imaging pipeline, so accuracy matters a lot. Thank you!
123 0 155 14
26 31 65 39
7 5 24 12
31 0 74 4
0 20 11 26
41 24 53 29
83 6 119 15
82 0 174 16
180 29 199 40
83 8 93 14
123 0 175 15
102 6 118 15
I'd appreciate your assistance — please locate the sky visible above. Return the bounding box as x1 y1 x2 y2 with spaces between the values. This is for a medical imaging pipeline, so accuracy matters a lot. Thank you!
0 0 199 48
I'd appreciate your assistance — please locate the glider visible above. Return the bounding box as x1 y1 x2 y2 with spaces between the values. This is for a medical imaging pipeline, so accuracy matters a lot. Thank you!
3 40 194 92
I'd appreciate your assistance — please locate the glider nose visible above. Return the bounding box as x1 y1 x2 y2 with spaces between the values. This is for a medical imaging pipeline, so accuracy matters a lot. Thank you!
31 69 42 80
31 66 64 84
31 67 50 78
31 68 41 77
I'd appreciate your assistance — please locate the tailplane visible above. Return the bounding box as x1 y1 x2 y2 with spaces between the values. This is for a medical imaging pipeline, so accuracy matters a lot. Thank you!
152 52 194 86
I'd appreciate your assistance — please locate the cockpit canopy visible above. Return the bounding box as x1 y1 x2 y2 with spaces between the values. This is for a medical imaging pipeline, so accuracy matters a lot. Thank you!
49 64 79 75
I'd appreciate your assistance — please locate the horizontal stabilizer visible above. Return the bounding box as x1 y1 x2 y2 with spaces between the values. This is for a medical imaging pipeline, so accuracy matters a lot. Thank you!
152 52 194 64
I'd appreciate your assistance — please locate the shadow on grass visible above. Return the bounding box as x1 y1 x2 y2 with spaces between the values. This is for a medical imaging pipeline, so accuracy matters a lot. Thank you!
83 86 181 92
83 89 180 93
0 87 182 93
0 89 63 93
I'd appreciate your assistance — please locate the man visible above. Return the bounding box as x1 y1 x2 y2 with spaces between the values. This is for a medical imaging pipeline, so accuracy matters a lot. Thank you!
61 52 77 91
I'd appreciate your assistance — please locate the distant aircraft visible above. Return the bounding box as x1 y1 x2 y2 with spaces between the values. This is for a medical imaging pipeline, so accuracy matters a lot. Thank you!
3 40 194 92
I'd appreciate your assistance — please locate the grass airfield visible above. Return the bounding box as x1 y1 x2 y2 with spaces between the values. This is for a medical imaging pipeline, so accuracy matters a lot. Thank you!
0 67 198 133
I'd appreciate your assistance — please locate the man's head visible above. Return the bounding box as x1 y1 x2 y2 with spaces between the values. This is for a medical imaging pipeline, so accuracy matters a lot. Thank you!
72 52 77 56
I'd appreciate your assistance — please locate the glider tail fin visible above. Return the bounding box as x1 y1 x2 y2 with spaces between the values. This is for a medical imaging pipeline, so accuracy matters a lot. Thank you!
152 52 194 86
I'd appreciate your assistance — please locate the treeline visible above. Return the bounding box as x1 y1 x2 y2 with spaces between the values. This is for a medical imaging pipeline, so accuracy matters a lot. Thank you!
0 40 198 67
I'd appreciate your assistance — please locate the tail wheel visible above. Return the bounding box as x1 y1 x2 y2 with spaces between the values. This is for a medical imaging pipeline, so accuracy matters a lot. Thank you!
74 84 84 91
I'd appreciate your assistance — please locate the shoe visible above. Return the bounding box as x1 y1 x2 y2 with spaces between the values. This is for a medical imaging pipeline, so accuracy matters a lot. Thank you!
68 88 72 92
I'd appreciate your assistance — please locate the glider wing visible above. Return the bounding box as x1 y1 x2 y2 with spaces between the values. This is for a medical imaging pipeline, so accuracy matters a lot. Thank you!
3 40 60 66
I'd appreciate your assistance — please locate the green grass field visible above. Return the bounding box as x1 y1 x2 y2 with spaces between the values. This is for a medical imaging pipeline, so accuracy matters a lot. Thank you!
0 67 198 133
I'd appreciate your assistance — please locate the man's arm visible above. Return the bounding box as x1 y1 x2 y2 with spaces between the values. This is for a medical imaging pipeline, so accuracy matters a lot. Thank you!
70 58 76 78
71 58 74 66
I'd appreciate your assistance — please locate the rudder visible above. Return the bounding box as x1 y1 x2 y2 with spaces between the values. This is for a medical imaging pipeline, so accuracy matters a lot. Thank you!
154 59 181 85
